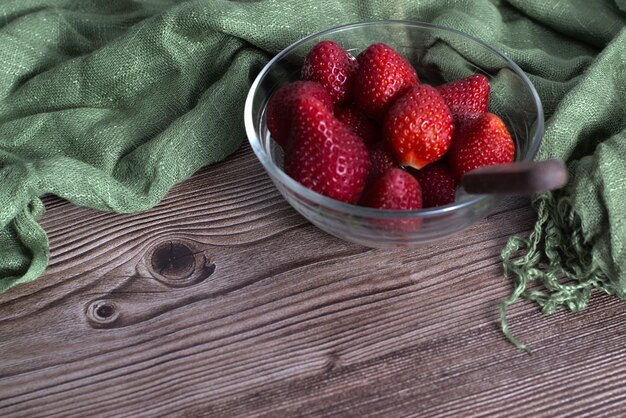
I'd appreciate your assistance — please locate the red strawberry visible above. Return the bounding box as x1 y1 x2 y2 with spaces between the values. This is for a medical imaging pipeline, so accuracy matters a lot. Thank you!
353 43 419 119
334 105 379 146
384 84 454 170
448 112 515 181
414 163 458 208
301 40 358 105
284 95 370 204
437 74 490 123
267 81 332 147
361 168 422 210
368 141 398 180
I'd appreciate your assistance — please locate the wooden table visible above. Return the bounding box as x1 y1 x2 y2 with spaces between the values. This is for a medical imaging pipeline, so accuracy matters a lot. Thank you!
1 146 625 417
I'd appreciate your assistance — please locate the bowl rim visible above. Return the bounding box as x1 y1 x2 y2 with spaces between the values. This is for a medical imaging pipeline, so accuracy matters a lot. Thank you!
244 20 544 219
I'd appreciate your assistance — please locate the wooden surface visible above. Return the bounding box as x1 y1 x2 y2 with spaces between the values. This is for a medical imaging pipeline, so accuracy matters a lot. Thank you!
1 145 625 417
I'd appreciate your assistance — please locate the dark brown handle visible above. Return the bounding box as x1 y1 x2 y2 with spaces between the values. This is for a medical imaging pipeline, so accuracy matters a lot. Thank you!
461 159 568 195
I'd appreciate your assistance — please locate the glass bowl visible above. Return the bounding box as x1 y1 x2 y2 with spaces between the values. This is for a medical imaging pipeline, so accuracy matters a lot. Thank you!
244 20 543 248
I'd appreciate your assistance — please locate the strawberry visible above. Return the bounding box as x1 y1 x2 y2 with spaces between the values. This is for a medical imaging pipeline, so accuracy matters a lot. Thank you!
266 81 332 147
384 84 454 170
334 105 379 146
284 95 370 204
301 40 358 105
448 112 515 181
368 141 398 180
361 168 422 210
353 43 419 119
414 163 458 208
437 73 490 123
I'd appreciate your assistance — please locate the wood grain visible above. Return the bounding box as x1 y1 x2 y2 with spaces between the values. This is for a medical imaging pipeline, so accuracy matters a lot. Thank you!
1 145 625 417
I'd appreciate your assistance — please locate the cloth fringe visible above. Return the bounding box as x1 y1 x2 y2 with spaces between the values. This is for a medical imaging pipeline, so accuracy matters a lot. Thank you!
500 193 619 353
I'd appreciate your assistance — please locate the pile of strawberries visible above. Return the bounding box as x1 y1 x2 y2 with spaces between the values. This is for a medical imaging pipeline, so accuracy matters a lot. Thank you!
267 41 515 210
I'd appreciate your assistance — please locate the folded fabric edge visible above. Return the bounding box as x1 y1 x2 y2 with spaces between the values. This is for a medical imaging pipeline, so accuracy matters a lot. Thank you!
0 198 49 293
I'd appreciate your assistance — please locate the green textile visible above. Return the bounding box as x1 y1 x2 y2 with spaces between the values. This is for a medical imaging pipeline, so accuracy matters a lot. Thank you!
0 0 624 349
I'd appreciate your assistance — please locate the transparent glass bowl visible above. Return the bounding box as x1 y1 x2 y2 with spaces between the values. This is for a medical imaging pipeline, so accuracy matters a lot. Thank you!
244 21 543 248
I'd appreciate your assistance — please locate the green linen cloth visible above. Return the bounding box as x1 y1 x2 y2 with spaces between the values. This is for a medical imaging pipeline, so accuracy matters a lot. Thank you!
0 0 624 347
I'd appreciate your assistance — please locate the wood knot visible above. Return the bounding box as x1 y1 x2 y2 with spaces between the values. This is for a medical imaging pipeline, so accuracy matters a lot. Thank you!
147 240 216 288
86 300 119 328
151 242 196 280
